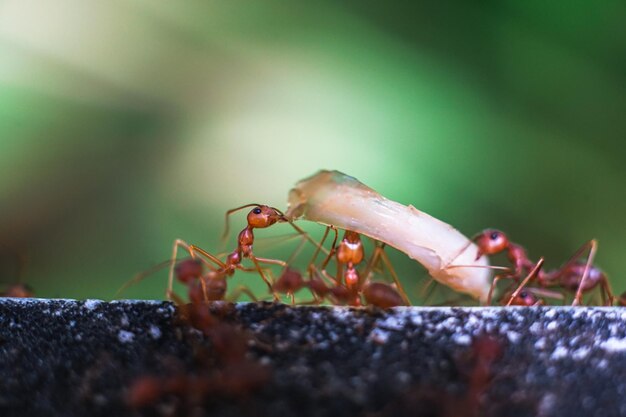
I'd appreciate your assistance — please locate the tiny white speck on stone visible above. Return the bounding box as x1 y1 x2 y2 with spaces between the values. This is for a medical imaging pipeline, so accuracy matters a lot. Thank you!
441 317 458 329
118 330 135 343
379 316 405 331
572 347 590 361
465 315 479 327
535 338 547 350
331 308 352 321
609 323 620 337
546 321 558 331
369 328 390 344
529 322 541 334
452 334 472 346
597 359 608 369
512 311 525 323
410 314 423 326
600 337 626 352
396 371 411 384
83 300 102 310
479 309 499 320
69 320 76 328
538 393 557 416
507 331 521 344
148 325 161 340
551 346 568 360
544 309 556 319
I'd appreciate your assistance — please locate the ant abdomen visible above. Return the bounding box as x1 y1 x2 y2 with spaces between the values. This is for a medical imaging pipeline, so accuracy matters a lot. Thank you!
363 282 404 308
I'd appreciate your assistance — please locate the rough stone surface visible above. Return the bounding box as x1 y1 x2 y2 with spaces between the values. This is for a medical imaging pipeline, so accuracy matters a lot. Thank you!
0 299 625 417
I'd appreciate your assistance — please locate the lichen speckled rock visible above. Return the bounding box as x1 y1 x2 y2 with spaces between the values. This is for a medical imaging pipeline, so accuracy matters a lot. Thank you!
0 299 625 417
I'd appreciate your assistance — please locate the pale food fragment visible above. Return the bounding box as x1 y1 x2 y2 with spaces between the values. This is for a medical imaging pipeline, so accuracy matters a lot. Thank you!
285 170 491 301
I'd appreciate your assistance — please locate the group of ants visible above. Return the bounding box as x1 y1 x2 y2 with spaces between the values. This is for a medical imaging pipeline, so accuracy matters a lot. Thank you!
1 203 623 414
157 203 624 309
1 203 624 307
121 203 624 412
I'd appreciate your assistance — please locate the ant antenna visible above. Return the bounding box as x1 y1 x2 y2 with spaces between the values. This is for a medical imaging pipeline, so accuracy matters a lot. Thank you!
221 203 262 243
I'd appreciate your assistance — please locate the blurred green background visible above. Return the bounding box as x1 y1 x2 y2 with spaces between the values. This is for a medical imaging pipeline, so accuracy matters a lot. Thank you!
0 1 624 302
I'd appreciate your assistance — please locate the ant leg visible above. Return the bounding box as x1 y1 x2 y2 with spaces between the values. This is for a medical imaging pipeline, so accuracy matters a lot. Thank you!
254 256 287 268
188 244 227 269
506 258 545 307
319 227 339 272
286 220 331 256
376 245 411 305
307 226 331 268
485 272 517 306
221 203 262 243
571 240 597 306
361 237 382 281
115 259 172 298
421 279 439 305
248 256 285 300
168 239 227 300
227 285 259 302
600 278 614 306
284 235 308 266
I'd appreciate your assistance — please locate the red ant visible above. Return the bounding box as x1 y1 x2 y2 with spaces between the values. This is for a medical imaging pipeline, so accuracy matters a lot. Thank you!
168 204 322 302
474 230 613 305
273 227 408 308
174 258 259 304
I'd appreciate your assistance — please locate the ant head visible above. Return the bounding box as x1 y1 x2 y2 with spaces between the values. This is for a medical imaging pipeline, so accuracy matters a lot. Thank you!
247 205 284 229
273 267 304 293
174 259 203 284
204 276 227 300
506 290 540 306
474 229 509 259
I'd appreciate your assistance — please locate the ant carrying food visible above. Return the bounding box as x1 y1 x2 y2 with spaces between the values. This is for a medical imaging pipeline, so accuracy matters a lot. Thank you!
285 170 504 303
473 229 613 306
273 228 406 308
286 170 613 307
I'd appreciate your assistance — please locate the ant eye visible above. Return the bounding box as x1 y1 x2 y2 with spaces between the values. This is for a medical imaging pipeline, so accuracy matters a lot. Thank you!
490 231 500 240
252 207 262 214
519 291 527 298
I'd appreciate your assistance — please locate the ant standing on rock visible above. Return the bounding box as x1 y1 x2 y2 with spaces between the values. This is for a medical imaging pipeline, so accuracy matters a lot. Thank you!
473 230 613 305
273 228 407 308
168 204 324 302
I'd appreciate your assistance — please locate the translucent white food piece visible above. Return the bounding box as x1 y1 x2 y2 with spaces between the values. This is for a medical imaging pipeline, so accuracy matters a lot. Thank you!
285 170 491 302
